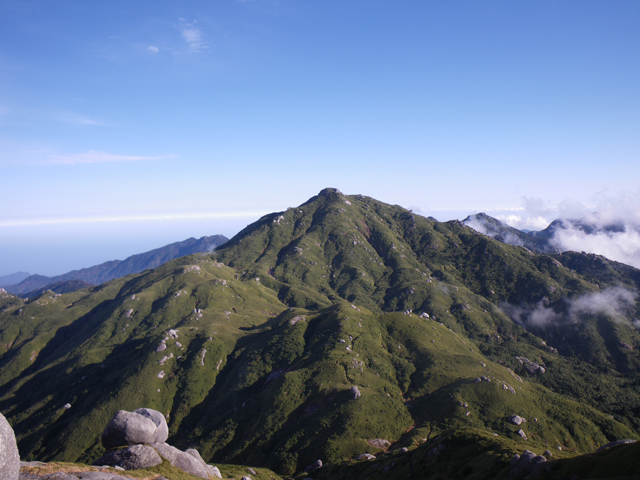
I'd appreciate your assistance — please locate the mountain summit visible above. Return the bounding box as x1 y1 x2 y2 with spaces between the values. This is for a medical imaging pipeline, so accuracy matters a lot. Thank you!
1 189 639 477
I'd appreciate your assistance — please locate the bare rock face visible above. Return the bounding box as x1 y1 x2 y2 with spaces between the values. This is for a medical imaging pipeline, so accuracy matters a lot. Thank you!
207 465 223 478
101 410 158 449
93 444 162 470
133 408 169 444
0 413 20 480
151 443 209 479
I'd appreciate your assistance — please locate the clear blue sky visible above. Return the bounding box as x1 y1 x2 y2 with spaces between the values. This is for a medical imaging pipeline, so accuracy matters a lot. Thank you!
1 1 640 276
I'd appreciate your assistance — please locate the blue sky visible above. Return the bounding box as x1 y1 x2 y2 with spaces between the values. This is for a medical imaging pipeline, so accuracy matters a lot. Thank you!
1 1 640 276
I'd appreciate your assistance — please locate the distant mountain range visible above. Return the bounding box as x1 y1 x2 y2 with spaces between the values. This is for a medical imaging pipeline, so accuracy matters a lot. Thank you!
1 188 639 479
0 271 30 288
4 235 228 297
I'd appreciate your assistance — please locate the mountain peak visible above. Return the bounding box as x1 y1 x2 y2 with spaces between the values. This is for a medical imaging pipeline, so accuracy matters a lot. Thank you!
318 187 343 197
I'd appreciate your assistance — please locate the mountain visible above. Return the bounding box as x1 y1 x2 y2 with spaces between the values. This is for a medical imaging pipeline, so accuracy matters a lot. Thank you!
464 212 640 270
5 235 228 297
1 189 639 478
462 213 555 253
0 271 30 288
23 279 95 299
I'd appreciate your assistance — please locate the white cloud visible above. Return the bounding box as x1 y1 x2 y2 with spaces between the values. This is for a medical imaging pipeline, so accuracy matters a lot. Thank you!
541 194 640 268
503 287 638 329
550 221 640 268
0 211 269 227
46 150 176 165
56 112 109 127
179 19 207 51
496 214 550 231
479 194 640 269
148 45 159 53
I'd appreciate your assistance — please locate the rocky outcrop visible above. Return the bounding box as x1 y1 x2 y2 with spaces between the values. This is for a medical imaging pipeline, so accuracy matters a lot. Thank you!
101 410 158 449
507 414 524 425
93 444 162 470
94 408 218 479
20 462 156 479
509 450 547 477
133 408 168 444
350 386 361 399
0 413 20 480
366 438 391 450
151 443 209 479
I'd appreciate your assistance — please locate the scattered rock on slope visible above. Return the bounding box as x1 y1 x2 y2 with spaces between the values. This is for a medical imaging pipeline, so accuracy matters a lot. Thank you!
507 415 524 425
350 386 361 399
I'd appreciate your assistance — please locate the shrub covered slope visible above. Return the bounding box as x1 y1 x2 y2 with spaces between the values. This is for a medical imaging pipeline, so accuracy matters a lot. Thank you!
1 188 639 478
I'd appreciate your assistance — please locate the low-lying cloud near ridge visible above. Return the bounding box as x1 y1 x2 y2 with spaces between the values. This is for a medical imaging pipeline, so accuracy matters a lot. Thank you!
493 195 640 269
502 287 639 329
548 216 640 269
463 216 528 248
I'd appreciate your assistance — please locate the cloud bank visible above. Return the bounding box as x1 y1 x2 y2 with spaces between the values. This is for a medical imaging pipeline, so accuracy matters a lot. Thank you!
502 287 638 329
486 194 640 269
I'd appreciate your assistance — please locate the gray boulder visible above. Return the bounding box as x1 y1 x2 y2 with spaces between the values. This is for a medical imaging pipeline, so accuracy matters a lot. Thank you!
509 450 547 477
507 414 524 425
0 412 19 480
102 410 158 449
77 472 146 479
185 447 205 464
207 465 222 478
133 408 168 443
355 453 376 460
92 444 162 470
151 443 209 479
185 448 211 476
350 386 361 399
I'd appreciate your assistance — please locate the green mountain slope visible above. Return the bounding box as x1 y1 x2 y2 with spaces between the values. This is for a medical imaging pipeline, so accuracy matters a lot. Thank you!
1 189 639 477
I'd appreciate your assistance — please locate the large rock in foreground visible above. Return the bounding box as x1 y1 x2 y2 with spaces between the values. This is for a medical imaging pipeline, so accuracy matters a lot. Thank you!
93 444 163 470
151 443 210 479
0 413 20 480
133 408 169 444
95 408 211 479
101 410 160 449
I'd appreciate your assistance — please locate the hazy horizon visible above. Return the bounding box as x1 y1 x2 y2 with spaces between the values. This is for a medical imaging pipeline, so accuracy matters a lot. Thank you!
2 1 639 276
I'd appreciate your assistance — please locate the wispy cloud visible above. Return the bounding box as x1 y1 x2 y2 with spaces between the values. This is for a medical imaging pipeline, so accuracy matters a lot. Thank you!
0 211 269 227
148 45 159 53
179 19 207 51
56 112 110 127
46 150 176 165
502 287 638 329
